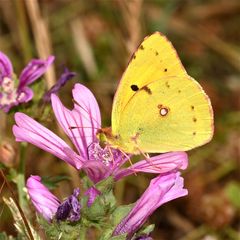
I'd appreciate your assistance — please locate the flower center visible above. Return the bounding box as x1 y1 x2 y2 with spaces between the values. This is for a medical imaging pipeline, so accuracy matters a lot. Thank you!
2 77 14 93
0 77 19 107
88 142 113 167
0 77 27 109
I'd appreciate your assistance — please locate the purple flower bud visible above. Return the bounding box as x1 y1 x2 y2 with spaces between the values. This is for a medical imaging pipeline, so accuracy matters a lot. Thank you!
43 68 76 102
55 188 81 222
26 175 60 222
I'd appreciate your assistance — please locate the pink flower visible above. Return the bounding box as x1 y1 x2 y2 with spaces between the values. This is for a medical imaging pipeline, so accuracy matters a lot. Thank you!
27 175 81 222
26 175 60 222
13 83 188 183
0 52 54 112
113 172 188 239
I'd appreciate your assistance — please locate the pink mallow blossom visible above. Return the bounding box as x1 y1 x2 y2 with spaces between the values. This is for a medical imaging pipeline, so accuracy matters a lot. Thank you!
27 175 81 222
26 175 60 222
0 52 54 112
13 83 188 183
113 172 188 239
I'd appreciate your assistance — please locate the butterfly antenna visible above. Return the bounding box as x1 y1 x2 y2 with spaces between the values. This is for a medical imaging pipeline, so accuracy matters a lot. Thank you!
72 99 100 128
0 169 34 240
69 126 99 130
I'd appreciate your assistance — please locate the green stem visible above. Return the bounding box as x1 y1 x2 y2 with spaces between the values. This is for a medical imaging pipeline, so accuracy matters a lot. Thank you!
79 226 86 239
17 143 28 210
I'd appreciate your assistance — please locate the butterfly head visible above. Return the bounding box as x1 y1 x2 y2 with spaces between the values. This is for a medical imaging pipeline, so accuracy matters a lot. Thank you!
97 127 119 148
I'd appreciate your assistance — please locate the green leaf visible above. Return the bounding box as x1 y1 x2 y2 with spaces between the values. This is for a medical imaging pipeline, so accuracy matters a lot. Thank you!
225 181 240 209
111 204 133 227
134 224 155 238
96 176 114 193
39 217 83 240
99 229 127 240
41 175 70 190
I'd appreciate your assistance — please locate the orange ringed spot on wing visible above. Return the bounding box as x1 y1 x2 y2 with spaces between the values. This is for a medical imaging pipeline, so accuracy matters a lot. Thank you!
157 104 169 117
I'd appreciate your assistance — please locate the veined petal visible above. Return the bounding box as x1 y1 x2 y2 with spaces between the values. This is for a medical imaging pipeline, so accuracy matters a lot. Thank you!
18 56 54 88
113 172 188 238
51 83 101 159
26 175 60 222
114 152 188 181
72 83 101 130
13 112 84 169
0 52 13 82
17 87 33 103
82 160 109 183
43 68 76 102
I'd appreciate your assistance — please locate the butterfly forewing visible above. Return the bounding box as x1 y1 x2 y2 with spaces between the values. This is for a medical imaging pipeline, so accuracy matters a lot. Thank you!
111 32 188 134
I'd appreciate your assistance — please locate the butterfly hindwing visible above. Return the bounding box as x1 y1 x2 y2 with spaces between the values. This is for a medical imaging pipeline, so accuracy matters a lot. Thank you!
107 32 213 154
115 76 213 153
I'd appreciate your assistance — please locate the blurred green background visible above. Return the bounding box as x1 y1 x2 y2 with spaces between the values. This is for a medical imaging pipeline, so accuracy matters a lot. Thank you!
0 0 240 239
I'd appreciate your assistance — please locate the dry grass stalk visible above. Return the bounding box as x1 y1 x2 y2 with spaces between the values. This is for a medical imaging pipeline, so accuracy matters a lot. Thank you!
25 0 56 89
70 18 98 78
118 0 143 54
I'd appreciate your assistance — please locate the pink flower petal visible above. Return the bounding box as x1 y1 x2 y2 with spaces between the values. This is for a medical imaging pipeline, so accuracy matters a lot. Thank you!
0 51 13 81
82 160 109 183
51 83 101 159
114 152 188 180
18 56 54 88
13 112 84 169
27 175 60 222
113 172 188 237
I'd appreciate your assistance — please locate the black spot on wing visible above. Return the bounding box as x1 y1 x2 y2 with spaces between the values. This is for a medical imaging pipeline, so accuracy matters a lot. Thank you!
131 85 139 91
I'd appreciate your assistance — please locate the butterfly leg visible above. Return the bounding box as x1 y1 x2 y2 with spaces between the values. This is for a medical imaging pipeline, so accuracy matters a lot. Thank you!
118 149 137 176
136 147 162 172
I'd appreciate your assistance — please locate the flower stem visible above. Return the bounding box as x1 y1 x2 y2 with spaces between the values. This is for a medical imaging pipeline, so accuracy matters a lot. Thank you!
79 227 86 239
17 143 28 210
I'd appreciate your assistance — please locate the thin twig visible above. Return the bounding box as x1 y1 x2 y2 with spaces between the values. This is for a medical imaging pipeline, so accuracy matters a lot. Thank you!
0 169 34 240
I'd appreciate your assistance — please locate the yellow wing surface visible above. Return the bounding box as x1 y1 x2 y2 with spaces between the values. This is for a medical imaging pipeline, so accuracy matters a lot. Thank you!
112 76 213 153
112 32 187 133
107 32 213 154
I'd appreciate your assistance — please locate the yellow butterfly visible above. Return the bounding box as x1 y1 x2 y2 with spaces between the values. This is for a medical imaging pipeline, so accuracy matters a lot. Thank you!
98 32 214 154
